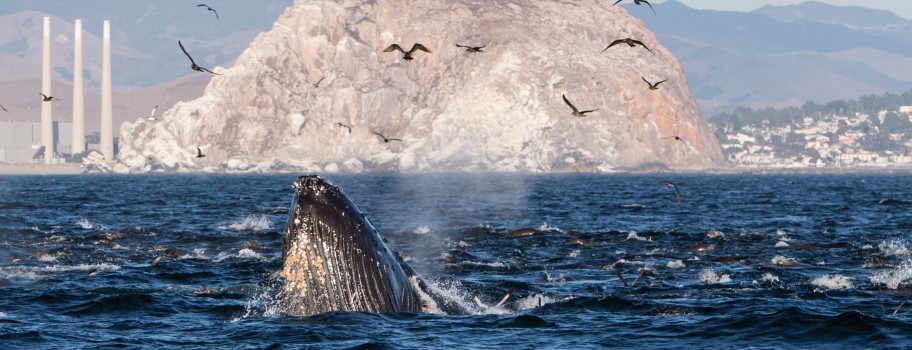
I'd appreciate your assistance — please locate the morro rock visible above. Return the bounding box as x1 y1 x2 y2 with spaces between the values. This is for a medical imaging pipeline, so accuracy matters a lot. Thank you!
116 0 726 173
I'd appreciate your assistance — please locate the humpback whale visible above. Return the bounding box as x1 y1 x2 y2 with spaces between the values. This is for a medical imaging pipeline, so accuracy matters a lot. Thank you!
280 175 462 316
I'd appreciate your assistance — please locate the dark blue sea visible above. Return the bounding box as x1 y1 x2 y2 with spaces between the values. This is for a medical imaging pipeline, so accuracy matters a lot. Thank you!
2 173 912 349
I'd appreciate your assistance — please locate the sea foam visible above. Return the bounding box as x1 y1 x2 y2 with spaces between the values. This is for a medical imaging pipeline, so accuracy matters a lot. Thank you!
220 215 273 232
811 274 854 290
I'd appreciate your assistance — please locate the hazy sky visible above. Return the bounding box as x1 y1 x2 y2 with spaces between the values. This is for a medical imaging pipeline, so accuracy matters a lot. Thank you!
652 0 912 19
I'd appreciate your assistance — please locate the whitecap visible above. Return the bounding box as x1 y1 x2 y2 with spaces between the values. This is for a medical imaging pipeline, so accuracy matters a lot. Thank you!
44 263 120 274
76 217 94 229
461 261 507 268
878 240 911 257
213 252 232 263
0 267 41 281
771 255 798 266
870 259 912 289
236 248 263 259
706 230 724 239
626 231 650 242
537 222 562 232
568 250 580 258
413 277 476 315
514 293 557 311
219 214 273 232
811 274 853 290
645 248 665 255
699 268 731 284
775 241 790 248
667 260 685 269
761 273 779 283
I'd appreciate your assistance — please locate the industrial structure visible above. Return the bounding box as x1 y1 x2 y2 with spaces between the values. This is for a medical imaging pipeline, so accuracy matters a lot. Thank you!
40 17 53 164
0 17 113 165
71 19 85 155
99 20 113 161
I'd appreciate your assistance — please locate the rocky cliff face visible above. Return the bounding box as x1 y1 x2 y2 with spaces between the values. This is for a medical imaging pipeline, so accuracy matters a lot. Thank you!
116 0 727 173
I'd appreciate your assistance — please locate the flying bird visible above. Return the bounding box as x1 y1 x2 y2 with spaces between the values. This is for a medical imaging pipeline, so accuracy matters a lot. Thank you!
337 122 352 133
665 182 682 203
662 135 692 151
456 44 485 53
642 77 668 90
372 131 402 143
38 93 59 102
196 4 219 19
147 105 158 121
602 38 654 54
613 0 656 16
383 43 431 61
313 76 326 88
179 40 220 75
195 148 206 158
0 104 7 112
562 94 598 117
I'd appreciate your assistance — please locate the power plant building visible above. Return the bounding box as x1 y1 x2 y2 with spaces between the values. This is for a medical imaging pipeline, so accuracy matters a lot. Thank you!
2 17 115 165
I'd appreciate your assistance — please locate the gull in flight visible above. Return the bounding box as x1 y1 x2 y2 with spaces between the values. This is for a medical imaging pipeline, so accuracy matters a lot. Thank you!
602 38 654 54
147 105 158 121
196 4 219 19
383 43 432 61
179 40 220 75
613 0 656 16
372 131 402 143
642 77 668 90
562 94 598 117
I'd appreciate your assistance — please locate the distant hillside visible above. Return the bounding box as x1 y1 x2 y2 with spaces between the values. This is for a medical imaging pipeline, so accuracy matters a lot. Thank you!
0 1 291 88
709 89 912 167
753 1 912 31
637 1 912 117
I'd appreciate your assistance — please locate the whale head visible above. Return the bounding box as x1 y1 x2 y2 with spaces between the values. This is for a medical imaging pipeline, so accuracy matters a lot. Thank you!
280 175 424 315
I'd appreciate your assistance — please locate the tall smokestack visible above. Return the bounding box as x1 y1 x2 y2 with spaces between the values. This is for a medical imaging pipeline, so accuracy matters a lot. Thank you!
41 17 53 164
100 20 113 161
71 19 85 155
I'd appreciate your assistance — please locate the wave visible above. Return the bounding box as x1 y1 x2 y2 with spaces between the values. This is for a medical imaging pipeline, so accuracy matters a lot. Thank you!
626 231 651 242
666 260 685 269
43 263 120 274
870 259 912 289
219 215 273 232
771 255 798 266
760 273 779 283
213 248 266 262
0 267 41 281
76 217 94 229
699 268 731 284
63 294 163 316
811 274 854 290
878 240 911 257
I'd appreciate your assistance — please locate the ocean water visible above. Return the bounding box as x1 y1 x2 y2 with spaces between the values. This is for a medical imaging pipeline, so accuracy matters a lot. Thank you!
1 173 912 349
